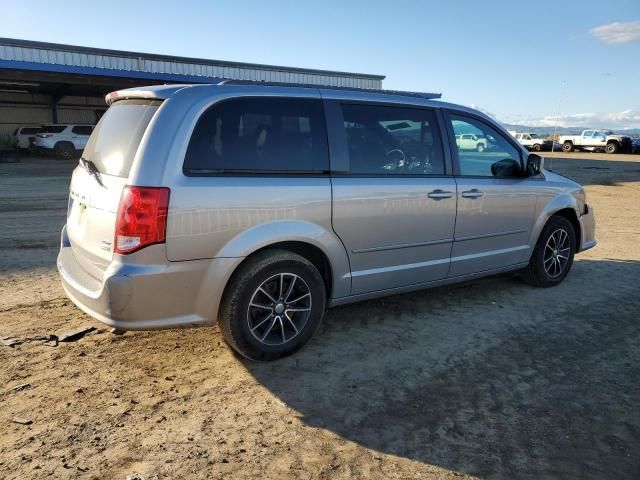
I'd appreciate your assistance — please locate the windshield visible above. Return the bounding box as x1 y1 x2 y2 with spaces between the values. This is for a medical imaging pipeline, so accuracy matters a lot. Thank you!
83 99 162 177
529 133 539 138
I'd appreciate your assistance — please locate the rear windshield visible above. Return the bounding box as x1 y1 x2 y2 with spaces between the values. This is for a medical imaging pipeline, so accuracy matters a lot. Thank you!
21 127 42 135
83 99 162 177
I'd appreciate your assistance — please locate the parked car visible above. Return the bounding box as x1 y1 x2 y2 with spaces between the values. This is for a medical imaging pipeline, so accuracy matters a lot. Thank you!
513 132 553 152
34 124 94 159
558 129 632 154
57 84 597 361
455 133 488 152
12 126 42 150
631 138 640 154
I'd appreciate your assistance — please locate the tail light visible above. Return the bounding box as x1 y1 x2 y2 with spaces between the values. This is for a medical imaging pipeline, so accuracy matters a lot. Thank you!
114 186 170 254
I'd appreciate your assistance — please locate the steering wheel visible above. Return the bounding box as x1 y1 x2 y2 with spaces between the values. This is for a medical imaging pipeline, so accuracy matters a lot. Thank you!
385 148 406 172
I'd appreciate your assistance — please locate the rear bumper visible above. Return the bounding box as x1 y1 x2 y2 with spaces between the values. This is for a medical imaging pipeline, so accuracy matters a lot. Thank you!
578 204 597 252
57 225 241 330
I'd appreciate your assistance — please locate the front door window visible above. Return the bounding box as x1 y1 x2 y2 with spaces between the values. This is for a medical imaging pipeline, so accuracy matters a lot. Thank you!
449 115 522 177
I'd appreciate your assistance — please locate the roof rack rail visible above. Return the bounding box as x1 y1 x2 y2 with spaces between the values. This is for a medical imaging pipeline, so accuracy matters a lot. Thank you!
217 79 442 100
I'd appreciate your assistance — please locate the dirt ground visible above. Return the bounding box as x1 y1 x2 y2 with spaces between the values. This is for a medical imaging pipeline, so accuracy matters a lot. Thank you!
1 152 639 479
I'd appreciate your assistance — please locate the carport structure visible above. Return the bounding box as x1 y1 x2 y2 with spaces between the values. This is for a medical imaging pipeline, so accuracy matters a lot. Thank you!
0 37 384 148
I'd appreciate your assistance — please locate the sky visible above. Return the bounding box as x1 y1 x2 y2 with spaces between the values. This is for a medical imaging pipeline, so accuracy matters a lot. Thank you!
2 0 640 129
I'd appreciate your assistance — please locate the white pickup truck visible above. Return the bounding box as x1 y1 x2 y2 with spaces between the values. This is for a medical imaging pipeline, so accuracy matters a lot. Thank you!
512 132 553 152
558 129 632 154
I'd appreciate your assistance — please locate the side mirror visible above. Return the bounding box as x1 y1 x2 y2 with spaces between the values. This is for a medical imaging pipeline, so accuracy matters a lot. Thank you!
526 153 544 176
491 158 521 177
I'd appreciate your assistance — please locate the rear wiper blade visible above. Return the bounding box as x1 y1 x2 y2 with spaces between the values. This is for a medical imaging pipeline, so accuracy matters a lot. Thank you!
80 157 104 187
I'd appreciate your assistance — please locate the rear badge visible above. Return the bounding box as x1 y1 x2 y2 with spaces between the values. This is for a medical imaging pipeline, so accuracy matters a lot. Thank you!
101 240 112 252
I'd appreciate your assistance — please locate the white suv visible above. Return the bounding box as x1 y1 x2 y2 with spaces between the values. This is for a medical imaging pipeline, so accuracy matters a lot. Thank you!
455 133 488 152
34 124 94 159
13 126 42 150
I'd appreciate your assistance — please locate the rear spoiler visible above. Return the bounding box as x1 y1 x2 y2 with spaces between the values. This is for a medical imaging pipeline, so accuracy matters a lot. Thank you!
105 85 190 105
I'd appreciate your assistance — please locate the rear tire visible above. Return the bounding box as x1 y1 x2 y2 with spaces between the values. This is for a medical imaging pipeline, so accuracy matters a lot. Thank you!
54 142 75 160
562 141 573 152
522 215 576 288
605 142 618 154
218 250 326 361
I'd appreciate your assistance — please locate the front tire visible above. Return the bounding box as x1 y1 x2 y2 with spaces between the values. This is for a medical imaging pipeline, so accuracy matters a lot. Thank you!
605 142 619 154
522 216 576 288
476 143 485 152
562 141 574 152
532 143 541 152
218 250 326 361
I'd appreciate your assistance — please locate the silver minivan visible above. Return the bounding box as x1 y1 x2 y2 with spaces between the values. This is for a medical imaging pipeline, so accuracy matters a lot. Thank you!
57 83 596 360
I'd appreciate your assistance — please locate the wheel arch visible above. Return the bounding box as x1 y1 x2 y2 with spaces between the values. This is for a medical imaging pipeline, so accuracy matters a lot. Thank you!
246 241 334 299
552 208 581 251
530 196 582 253
215 220 351 300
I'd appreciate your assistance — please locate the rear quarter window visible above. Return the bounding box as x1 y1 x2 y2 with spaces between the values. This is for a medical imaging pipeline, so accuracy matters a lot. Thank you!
184 97 329 174
21 127 41 135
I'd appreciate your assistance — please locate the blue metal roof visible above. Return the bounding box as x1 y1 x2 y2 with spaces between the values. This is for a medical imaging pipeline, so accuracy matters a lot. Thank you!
0 37 384 89
0 59 223 84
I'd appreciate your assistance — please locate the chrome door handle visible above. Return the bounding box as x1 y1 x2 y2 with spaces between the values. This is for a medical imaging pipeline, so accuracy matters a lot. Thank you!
427 189 453 200
461 189 484 199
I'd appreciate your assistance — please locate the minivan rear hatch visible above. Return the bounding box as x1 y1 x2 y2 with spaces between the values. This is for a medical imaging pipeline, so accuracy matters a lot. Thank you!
66 99 162 279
